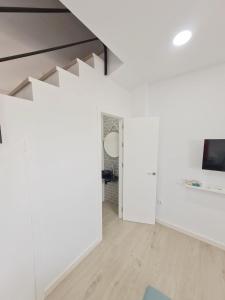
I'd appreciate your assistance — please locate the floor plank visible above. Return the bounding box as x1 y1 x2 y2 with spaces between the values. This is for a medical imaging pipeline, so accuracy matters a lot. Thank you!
46 201 225 300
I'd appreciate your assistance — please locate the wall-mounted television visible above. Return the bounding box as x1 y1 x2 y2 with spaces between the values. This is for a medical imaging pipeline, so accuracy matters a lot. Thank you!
202 139 225 172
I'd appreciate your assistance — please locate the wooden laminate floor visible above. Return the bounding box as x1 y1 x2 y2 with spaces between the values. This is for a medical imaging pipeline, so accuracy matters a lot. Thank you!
46 201 225 300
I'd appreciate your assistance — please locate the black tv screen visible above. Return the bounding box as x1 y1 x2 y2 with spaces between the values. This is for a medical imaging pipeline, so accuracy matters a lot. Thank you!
202 139 225 172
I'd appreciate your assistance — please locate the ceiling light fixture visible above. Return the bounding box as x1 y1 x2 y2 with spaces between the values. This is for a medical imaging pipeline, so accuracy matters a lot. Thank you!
173 30 192 47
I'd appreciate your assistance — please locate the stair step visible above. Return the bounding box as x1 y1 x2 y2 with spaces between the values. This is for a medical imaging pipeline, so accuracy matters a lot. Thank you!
39 67 57 81
84 53 104 74
64 58 79 76
9 77 34 100
8 76 60 101
66 56 102 79
8 52 104 99
40 67 60 87
64 53 104 76
9 78 30 96
40 66 79 88
55 67 79 88
83 53 94 67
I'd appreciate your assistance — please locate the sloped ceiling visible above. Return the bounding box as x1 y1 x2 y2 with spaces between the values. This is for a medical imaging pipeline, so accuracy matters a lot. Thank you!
0 0 103 92
60 0 225 89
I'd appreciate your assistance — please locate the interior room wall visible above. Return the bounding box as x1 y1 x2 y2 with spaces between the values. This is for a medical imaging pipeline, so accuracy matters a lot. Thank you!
103 115 119 204
0 99 36 300
131 83 149 117
132 63 225 248
0 63 131 300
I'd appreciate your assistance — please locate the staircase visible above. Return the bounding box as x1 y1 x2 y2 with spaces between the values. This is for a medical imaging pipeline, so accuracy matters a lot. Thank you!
8 52 104 100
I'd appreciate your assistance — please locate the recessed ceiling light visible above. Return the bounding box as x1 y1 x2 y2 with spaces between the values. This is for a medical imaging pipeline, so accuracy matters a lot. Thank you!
173 30 192 47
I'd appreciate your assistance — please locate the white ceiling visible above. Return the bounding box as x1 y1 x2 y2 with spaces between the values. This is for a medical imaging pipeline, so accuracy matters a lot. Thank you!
61 0 225 89
0 0 102 92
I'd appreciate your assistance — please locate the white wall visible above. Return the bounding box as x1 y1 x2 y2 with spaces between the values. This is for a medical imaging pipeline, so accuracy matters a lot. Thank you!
0 98 36 300
0 60 131 300
132 64 225 248
131 84 149 117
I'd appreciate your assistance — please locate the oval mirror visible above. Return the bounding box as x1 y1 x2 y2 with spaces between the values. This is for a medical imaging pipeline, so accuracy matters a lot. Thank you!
104 132 119 158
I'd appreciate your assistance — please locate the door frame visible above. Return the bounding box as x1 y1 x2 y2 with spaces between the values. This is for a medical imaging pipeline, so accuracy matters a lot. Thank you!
100 112 123 219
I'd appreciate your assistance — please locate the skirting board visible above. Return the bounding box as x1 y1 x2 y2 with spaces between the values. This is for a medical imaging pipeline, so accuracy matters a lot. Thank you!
44 239 101 298
156 218 225 252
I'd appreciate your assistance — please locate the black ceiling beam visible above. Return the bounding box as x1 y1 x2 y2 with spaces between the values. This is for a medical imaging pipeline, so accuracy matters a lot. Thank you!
0 38 99 63
0 7 70 13
103 45 108 76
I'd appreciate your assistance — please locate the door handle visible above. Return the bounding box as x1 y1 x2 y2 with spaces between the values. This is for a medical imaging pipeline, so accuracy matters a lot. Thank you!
147 172 156 176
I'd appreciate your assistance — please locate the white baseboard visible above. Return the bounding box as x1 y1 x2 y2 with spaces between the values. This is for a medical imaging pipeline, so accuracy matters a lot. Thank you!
44 239 101 298
156 218 225 251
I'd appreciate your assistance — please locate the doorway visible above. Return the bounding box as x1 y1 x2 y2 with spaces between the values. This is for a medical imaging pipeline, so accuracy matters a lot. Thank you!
101 113 123 220
100 114 159 227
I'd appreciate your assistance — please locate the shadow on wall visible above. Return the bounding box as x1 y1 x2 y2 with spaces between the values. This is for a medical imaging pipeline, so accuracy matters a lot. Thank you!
188 139 204 170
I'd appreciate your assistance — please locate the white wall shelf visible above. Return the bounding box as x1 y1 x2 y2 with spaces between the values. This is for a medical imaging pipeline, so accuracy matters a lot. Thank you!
185 184 225 195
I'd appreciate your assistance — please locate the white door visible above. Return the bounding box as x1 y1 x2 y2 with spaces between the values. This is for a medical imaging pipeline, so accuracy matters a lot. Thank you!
123 117 159 224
